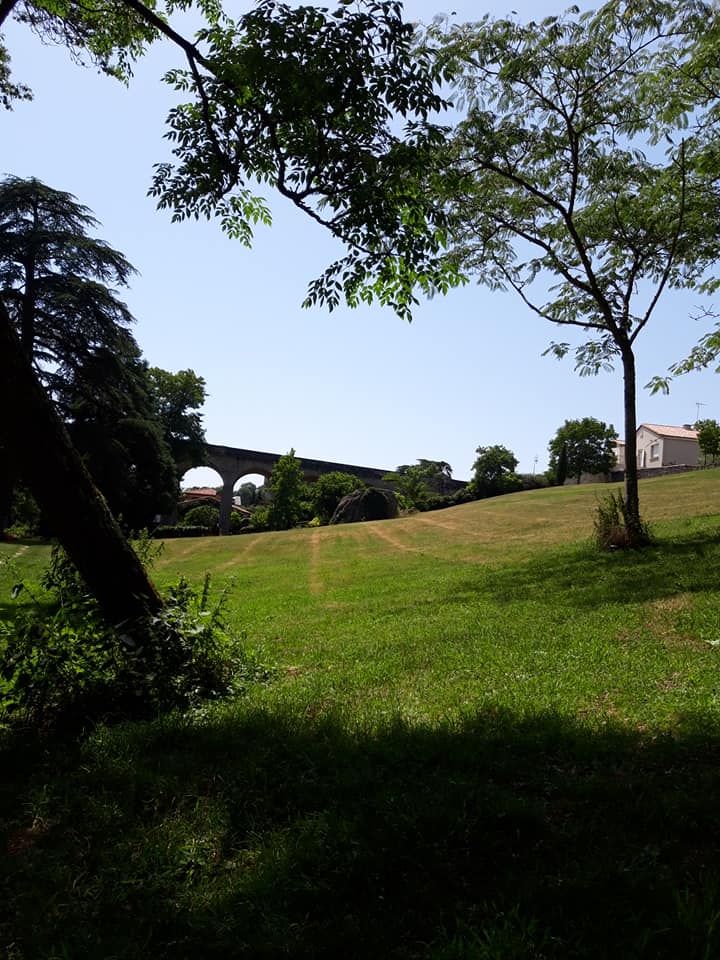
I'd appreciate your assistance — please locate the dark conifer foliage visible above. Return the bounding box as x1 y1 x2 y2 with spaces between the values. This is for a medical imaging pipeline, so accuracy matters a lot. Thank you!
0 175 136 385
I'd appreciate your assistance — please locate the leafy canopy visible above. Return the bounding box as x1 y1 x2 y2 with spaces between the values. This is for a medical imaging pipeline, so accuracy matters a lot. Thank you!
149 0 456 319
469 445 521 500
3 0 460 317
548 417 618 484
422 3 719 372
0 0 162 103
311 471 365 524
0 175 136 391
147 366 206 468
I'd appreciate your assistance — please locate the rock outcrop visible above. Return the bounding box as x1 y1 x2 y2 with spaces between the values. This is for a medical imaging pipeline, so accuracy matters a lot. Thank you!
330 487 398 524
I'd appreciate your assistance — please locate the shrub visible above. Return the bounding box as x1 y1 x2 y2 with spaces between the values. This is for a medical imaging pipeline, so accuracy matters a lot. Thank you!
181 505 220 530
249 506 271 531
153 525 212 538
229 511 246 534
422 494 456 512
593 491 652 551
311 472 366 523
518 473 550 491
449 488 475 506
0 545 275 728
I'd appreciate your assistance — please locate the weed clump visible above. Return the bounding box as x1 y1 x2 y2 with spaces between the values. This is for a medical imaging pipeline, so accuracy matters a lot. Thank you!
593 491 652 551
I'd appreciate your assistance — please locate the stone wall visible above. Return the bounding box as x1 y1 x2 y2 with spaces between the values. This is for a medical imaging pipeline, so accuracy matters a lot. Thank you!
609 463 716 483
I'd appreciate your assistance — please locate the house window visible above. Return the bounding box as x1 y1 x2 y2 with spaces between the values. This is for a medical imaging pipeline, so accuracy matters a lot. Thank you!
650 442 660 461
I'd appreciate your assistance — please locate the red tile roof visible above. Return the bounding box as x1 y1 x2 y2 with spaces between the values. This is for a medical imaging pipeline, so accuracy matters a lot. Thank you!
181 487 218 497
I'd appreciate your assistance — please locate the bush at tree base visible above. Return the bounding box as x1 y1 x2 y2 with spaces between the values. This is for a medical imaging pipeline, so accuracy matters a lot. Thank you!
593 491 652 551
0 543 275 729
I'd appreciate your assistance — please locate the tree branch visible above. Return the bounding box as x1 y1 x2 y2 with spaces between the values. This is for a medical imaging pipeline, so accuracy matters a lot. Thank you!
119 0 209 68
499 263 607 331
463 153 617 329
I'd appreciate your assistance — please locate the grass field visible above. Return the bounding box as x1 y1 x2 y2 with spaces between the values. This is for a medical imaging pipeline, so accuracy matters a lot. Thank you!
2 470 720 958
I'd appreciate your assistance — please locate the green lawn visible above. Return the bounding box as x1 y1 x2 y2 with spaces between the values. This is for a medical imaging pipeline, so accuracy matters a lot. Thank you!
2 470 720 958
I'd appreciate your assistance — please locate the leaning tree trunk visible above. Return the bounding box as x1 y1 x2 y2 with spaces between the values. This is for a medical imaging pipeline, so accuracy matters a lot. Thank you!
0 301 163 624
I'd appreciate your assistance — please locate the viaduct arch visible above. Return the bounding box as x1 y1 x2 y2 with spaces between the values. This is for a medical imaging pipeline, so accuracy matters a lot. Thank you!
184 443 467 534
194 443 396 535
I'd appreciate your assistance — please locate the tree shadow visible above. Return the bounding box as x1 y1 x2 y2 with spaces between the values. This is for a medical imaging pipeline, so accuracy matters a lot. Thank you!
446 529 720 610
0 599 54 619
3 706 720 958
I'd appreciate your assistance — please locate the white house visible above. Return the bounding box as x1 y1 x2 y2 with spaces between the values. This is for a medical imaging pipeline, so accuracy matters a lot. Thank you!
635 423 699 469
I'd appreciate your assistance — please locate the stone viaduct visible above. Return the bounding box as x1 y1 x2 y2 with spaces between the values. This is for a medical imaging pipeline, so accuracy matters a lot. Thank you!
192 443 466 534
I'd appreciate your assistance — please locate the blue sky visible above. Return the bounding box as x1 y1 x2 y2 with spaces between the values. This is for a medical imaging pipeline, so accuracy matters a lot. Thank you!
2 0 718 486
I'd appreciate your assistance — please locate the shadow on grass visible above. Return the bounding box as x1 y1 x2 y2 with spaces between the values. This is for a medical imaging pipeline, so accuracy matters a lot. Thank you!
3 706 720 959
449 528 720 610
0 599 55 619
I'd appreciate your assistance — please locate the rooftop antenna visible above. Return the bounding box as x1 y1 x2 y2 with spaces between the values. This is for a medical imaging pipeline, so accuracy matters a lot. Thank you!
696 401 707 422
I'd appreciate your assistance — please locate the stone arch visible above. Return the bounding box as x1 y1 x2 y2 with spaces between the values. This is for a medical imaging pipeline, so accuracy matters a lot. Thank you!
177 466 223 526
206 450 294 531
232 473 269 508
182 443 465 534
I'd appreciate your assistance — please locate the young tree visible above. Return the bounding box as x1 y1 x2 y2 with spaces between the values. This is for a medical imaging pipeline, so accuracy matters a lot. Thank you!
695 419 720 465
548 418 618 485
417 3 720 544
267 449 309 531
469 445 522 500
386 459 454 507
